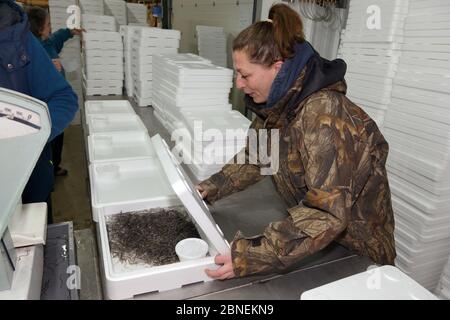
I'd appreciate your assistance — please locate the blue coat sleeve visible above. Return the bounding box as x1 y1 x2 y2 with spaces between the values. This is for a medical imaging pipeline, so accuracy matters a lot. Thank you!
26 34 78 141
48 28 73 54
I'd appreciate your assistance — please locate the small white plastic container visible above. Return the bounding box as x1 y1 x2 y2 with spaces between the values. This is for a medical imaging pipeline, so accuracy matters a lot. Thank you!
175 238 209 261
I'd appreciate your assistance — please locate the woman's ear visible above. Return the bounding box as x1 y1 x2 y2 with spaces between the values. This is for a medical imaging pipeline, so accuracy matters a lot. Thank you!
272 60 284 72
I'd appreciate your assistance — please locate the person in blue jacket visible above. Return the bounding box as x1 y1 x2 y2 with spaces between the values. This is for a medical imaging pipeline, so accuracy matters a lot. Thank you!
0 0 78 223
26 5 84 177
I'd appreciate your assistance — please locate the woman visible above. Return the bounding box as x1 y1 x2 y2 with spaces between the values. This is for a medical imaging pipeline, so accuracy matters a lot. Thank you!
198 4 396 280
26 6 84 177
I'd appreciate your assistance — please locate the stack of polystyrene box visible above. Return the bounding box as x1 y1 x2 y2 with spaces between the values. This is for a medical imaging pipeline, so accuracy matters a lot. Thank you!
79 0 104 15
196 25 227 67
48 0 75 30
152 54 251 181
380 0 450 290
130 27 180 107
104 0 127 26
435 255 450 299
48 0 83 124
82 31 124 96
119 25 141 98
338 0 409 129
126 2 148 25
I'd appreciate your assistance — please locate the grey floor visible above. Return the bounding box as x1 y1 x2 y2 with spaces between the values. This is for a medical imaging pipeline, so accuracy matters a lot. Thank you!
51 124 103 299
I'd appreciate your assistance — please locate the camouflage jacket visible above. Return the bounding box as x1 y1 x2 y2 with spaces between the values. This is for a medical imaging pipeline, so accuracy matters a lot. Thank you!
199 55 396 277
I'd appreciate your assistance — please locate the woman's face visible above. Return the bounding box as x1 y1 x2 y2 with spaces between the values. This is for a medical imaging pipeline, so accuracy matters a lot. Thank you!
233 50 283 104
41 15 51 40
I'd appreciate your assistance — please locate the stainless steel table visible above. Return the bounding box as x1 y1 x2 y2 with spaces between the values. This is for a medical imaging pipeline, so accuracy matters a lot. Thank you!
84 96 375 300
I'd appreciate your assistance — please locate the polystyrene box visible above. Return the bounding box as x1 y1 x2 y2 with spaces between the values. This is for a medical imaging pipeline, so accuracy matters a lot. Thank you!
89 156 178 222
86 114 147 135
133 27 181 40
181 109 250 142
81 14 117 32
94 136 230 299
301 265 437 300
84 100 135 119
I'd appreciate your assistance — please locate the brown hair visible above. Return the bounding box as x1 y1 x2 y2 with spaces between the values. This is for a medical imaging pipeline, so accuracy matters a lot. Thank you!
233 3 305 67
25 6 49 38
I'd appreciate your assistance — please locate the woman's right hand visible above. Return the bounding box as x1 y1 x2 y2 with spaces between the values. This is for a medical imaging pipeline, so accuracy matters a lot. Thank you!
52 59 62 72
196 185 208 200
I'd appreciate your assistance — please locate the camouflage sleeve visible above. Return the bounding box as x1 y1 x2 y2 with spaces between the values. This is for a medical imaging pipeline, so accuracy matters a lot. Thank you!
198 117 267 204
231 100 365 277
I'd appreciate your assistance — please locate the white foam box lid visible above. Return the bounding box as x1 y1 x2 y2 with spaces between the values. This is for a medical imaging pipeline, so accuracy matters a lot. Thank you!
389 174 450 216
395 235 450 264
395 250 449 275
88 131 154 164
387 162 450 197
163 62 233 78
392 196 450 230
133 37 179 48
84 49 123 59
86 113 147 135
154 82 229 104
82 13 116 24
82 31 122 42
153 53 211 65
83 86 122 97
153 71 232 91
133 97 152 108
85 100 135 117
153 78 230 97
181 109 250 141
84 64 124 77
173 130 242 168
151 135 229 253
384 114 450 150
301 265 437 300
394 220 450 248
83 40 122 51
155 88 228 109
82 73 123 86
384 129 450 164
134 27 181 40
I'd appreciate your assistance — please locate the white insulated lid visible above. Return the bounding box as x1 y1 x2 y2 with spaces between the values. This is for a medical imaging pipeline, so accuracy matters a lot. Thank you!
181 109 251 141
85 100 135 117
301 265 438 300
151 134 230 254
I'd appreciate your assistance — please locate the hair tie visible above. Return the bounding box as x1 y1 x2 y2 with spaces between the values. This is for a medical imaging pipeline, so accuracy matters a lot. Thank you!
266 18 273 23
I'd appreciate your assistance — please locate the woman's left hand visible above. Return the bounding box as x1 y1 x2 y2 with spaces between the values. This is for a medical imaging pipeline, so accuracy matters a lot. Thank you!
205 254 235 280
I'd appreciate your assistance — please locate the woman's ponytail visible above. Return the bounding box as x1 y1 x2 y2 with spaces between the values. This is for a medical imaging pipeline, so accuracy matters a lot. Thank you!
233 3 305 66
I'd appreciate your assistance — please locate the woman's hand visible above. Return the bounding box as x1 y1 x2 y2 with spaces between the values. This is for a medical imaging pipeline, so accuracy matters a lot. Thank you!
205 254 235 280
70 28 86 36
196 185 208 199
52 59 62 72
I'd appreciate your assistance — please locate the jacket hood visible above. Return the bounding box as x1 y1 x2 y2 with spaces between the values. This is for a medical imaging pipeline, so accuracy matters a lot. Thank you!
0 0 30 73
0 0 24 30
246 48 347 122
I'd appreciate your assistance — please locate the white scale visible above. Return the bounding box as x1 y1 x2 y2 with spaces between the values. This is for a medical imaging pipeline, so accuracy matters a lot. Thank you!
0 88 50 299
